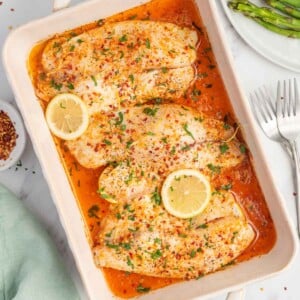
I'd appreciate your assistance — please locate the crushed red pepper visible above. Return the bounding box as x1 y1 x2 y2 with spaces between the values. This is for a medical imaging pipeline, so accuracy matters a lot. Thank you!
0 110 18 160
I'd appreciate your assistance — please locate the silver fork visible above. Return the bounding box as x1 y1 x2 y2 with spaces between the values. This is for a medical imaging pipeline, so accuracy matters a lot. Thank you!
276 79 300 238
250 86 292 154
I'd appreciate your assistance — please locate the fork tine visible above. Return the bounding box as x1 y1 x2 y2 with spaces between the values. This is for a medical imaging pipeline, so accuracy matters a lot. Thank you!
262 85 275 119
250 93 266 125
254 90 269 122
255 89 272 122
250 93 261 122
288 79 293 117
294 78 300 115
276 80 283 118
283 80 288 117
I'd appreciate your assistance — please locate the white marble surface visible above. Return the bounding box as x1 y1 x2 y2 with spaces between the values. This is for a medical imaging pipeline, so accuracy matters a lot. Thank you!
0 1 299 299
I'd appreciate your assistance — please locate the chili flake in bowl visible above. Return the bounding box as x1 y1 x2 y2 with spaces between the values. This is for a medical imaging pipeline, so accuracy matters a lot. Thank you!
0 100 26 171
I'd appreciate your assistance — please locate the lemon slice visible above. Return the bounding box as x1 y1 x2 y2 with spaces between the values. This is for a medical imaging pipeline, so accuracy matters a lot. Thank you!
46 93 89 140
161 169 211 219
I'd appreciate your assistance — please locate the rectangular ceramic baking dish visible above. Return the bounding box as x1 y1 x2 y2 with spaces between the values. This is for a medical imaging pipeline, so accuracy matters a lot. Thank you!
3 0 298 299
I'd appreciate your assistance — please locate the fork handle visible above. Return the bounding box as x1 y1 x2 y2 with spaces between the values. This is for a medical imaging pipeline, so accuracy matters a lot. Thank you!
290 140 300 239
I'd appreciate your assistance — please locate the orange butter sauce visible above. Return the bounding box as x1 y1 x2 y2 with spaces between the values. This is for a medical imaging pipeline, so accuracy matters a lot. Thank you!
28 0 276 298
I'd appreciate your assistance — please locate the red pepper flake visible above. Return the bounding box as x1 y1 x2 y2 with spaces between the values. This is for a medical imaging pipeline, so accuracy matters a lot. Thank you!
0 110 18 160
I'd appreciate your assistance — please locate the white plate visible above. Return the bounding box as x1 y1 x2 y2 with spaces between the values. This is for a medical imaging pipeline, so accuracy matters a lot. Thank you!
221 0 300 73
0 100 26 171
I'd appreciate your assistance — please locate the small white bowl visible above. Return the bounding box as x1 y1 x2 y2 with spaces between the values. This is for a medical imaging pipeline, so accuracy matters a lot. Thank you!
0 100 26 171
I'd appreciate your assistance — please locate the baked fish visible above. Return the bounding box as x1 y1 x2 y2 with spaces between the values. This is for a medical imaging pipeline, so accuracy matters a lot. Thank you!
93 191 255 279
37 21 198 113
66 104 241 169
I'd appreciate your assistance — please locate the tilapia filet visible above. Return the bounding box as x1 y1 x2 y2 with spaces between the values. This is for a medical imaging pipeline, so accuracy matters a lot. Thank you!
37 21 198 115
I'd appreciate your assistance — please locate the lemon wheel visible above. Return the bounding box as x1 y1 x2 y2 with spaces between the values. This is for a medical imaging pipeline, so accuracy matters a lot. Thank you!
161 169 211 219
45 93 89 140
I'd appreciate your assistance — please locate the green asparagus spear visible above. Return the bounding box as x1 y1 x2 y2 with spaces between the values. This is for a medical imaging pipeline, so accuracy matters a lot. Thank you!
278 0 300 8
228 2 300 30
266 0 300 18
253 16 300 37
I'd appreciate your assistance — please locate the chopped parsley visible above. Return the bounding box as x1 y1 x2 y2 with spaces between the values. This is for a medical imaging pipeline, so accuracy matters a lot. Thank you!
91 75 97 86
161 137 168 144
145 38 151 49
154 238 162 244
127 256 134 269
124 203 134 213
53 41 61 49
136 284 150 293
39 73 46 80
97 187 115 200
129 74 134 84
126 140 134 149
240 144 246 153
119 34 128 42
103 139 112 146
105 231 112 238
143 107 159 117
129 14 137 20
122 243 131 250
151 187 161 205
219 143 229 154
88 205 100 219
181 145 191 151
170 146 176 155
207 163 221 174
59 102 66 109
97 19 104 26
125 172 134 185
151 249 162 260
106 242 119 250
178 233 187 238
221 183 232 191
194 117 204 122
197 72 208 79
192 88 201 96
115 112 124 126
196 223 208 229
190 249 196 258
67 82 74 90
183 123 195 140
146 131 155 136
128 215 135 221
223 123 231 130
161 67 168 73
231 231 239 243
51 79 62 91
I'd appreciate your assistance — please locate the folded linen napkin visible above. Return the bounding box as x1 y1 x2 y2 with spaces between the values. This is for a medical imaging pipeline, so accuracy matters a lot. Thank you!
0 183 80 300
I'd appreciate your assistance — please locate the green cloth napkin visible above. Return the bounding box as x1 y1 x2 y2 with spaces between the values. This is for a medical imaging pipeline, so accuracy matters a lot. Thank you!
0 184 80 300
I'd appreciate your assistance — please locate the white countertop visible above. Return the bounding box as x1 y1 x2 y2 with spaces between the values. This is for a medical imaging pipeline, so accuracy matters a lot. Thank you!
0 1 299 299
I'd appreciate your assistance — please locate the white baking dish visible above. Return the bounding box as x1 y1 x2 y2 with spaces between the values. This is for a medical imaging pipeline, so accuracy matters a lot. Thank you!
2 0 298 299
